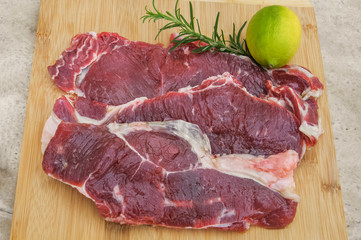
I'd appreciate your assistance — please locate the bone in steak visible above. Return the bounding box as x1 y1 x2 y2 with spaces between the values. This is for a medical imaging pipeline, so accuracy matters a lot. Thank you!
42 120 298 231
49 73 304 156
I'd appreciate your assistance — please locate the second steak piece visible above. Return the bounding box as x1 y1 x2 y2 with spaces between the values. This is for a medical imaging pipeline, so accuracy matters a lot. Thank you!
112 73 303 156
50 73 303 156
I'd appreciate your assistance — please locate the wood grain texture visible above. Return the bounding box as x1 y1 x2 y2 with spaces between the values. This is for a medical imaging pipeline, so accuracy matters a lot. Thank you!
10 0 347 239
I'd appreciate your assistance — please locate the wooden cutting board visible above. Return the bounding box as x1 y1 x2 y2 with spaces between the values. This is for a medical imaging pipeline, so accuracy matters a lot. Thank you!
10 0 348 239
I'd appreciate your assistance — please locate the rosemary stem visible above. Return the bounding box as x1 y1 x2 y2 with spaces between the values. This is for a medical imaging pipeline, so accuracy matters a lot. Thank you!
141 0 264 70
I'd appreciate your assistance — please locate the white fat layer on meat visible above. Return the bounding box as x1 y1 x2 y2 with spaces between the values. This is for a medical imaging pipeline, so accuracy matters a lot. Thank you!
178 73 243 94
177 73 268 111
51 56 65 79
303 88 323 100
207 197 222 204
94 50 108 62
70 37 89 66
42 94 78 152
178 73 288 110
230 52 251 61
74 110 107 125
160 120 213 168
220 208 235 219
112 185 126 215
300 141 308 160
41 113 61 154
198 221 248 230
185 74 231 92
187 92 193 101
74 88 85 97
294 90 308 118
108 121 153 135
285 87 297 108
214 208 236 226
89 31 97 38
164 198 175 207
112 185 124 203
74 96 148 125
177 85 193 93
214 151 300 201
292 65 314 78
202 223 235 229
299 118 323 140
266 97 287 108
76 65 91 85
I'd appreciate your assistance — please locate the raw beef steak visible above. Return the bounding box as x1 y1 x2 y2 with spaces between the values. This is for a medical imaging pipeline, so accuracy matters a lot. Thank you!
48 32 322 107
48 32 269 105
42 120 299 231
49 73 304 156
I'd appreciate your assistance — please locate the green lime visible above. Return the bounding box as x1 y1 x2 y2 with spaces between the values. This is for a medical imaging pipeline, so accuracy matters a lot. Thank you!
246 5 302 68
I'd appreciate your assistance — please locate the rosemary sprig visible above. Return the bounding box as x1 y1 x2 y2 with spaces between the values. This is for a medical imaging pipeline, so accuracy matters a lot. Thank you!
141 0 264 70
